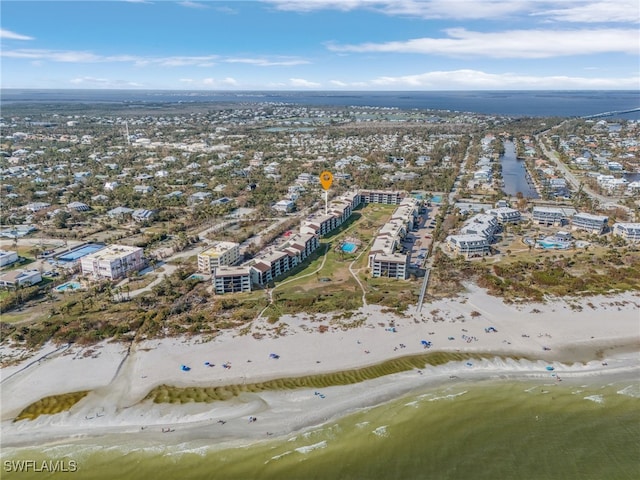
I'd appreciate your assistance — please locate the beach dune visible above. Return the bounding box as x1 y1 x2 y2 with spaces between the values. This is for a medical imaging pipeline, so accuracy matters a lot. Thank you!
1 286 639 448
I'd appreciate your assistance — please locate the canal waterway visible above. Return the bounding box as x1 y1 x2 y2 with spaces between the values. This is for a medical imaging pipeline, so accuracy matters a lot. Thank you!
500 140 540 198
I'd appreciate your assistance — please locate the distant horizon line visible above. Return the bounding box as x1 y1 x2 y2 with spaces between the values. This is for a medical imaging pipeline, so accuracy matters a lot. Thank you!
2 88 638 93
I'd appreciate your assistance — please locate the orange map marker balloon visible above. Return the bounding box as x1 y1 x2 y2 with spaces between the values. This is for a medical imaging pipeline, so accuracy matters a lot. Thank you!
319 171 333 190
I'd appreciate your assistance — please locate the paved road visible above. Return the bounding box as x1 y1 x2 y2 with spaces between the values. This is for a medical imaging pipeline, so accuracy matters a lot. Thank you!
537 134 627 210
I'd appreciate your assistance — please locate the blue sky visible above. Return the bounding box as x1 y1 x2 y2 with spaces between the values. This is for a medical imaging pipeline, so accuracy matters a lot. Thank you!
1 0 639 90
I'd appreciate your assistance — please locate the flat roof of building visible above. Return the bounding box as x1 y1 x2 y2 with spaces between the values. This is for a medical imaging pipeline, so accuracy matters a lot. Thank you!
82 244 142 262
214 266 252 277
200 241 239 258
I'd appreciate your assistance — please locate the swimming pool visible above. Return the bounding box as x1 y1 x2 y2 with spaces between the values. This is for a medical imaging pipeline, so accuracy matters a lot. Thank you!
55 281 81 292
341 242 357 253
538 240 570 250
188 274 205 281
431 195 442 204
57 243 105 262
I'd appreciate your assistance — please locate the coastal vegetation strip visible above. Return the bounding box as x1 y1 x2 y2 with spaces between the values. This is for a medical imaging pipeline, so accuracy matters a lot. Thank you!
13 353 539 421
14 390 89 421
142 352 530 404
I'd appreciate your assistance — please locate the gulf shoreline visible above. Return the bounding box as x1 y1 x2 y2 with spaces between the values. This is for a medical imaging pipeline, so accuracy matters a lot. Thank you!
1 285 639 450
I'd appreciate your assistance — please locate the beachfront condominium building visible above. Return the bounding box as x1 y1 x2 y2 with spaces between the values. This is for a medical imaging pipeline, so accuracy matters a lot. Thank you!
197 241 241 274
460 213 499 242
445 234 490 258
612 223 640 243
0 250 19 267
487 207 521 224
370 253 409 279
368 197 417 280
250 250 293 286
360 189 404 205
213 232 319 293
532 207 566 226
213 266 252 294
571 213 609 235
80 244 144 280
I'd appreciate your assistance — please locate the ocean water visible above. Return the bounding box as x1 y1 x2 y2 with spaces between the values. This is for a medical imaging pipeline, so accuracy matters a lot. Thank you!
3 378 638 480
1 89 639 119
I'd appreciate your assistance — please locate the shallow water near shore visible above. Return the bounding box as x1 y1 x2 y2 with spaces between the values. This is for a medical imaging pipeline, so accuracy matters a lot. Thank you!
3 377 639 480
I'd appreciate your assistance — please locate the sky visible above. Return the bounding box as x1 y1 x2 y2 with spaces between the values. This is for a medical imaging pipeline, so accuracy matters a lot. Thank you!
1 0 639 90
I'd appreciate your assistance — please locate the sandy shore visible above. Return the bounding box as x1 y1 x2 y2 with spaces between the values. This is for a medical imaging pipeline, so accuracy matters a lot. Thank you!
1 285 639 448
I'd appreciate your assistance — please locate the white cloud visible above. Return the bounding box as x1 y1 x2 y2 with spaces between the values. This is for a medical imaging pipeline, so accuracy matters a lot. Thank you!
178 1 209 9
369 69 640 89
330 80 348 86
328 28 639 58
201 77 239 87
3 49 104 62
0 29 34 40
535 0 640 23
265 0 640 22
69 76 144 88
1 49 310 68
225 57 310 66
265 0 537 20
289 78 321 87
137 55 218 67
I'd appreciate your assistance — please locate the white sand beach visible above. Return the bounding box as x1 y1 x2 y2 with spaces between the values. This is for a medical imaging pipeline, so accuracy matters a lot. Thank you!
1 285 639 448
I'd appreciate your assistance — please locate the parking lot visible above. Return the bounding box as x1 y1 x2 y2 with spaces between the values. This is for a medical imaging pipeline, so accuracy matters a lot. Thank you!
401 205 439 270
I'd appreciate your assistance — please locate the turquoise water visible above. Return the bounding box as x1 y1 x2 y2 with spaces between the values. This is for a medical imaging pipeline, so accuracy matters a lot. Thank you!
538 240 570 250
54 281 81 292
431 195 442 203
57 244 105 262
187 274 205 281
341 242 357 253
3 378 638 480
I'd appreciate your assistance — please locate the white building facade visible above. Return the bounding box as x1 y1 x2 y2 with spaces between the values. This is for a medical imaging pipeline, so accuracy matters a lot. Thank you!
81 245 144 280
197 242 241 274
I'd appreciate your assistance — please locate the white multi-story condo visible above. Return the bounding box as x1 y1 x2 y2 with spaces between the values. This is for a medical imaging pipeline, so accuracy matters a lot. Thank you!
487 207 521 224
445 234 489 258
360 189 404 205
532 207 566 226
81 245 144 280
197 242 240 274
460 214 499 242
368 197 418 280
250 250 292 286
0 250 19 267
612 223 640 243
213 266 252 294
571 213 609 234
370 253 409 279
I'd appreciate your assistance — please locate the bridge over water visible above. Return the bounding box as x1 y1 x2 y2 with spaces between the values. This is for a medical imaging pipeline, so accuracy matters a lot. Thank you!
581 107 640 119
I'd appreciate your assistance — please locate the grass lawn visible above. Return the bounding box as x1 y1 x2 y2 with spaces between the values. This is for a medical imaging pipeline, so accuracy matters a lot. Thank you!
262 203 414 320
